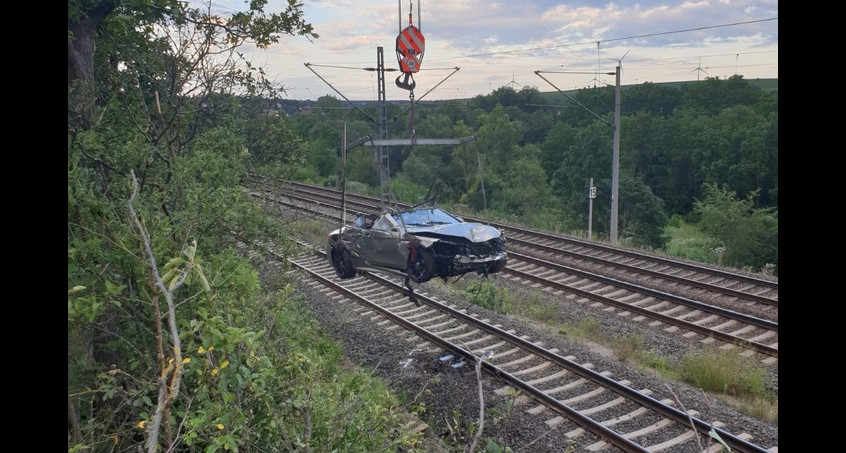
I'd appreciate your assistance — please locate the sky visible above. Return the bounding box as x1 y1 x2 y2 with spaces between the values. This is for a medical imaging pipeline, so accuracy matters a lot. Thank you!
195 1 778 101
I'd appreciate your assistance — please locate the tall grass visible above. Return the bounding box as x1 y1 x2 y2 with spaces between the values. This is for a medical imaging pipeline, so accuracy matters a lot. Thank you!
678 347 777 422
663 215 716 264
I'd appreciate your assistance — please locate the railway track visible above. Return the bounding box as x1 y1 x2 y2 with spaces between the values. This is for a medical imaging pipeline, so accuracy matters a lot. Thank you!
251 236 777 453
247 183 778 366
258 178 777 313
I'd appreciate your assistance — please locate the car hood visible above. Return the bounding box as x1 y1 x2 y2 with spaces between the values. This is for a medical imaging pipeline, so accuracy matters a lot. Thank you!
407 223 502 242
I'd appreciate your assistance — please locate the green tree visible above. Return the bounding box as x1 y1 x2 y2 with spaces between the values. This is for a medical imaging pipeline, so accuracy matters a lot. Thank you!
680 75 761 115
539 121 577 184
448 121 485 207
693 183 778 274
548 119 614 233
493 154 557 226
292 120 343 182
622 82 682 117
708 105 775 202
68 1 318 451
618 177 669 250
69 0 317 127
476 105 526 175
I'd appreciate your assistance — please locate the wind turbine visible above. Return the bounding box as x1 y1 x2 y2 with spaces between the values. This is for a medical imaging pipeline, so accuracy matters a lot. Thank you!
611 50 630 75
506 71 522 89
690 57 709 81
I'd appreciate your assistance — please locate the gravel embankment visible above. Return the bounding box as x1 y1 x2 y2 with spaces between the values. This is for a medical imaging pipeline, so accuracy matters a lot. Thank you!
255 252 778 453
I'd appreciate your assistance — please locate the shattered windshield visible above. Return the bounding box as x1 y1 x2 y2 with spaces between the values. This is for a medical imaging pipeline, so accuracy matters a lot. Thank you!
393 209 460 227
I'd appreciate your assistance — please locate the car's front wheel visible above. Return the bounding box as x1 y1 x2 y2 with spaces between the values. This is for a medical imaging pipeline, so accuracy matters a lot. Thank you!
330 246 356 278
486 258 507 275
407 246 436 283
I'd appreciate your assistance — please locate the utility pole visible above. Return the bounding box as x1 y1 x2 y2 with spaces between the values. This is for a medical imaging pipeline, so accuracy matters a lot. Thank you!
610 65 621 244
533 66 620 243
376 46 390 210
306 46 470 212
341 122 347 226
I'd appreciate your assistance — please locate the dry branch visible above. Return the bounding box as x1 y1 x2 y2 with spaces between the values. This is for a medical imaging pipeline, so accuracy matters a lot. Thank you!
128 170 193 453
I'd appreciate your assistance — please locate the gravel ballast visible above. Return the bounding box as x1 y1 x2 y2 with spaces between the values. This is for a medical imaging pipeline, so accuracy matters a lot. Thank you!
265 255 778 453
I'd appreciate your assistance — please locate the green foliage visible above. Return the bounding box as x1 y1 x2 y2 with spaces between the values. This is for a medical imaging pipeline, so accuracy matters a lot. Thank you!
276 77 776 274
484 438 515 452
294 143 338 183
492 154 555 223
610 333 647 363
743 397 779 424
241 109 309 168
462 280 512 313
344 180 379 198
477 105 526 176
167 284 426 452
618 177 669 250
693 183 778 274
640 350 677 378
69 2 337 451
161 240 210 291
662 216 714 263
557 317 603 342
343 147 380 187
547 120 614 233
389 174 430 205
679 348 768 399
507 289 559 323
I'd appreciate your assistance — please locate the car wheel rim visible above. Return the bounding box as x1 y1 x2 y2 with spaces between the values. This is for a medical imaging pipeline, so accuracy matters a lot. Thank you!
333 250 345 274
409 263 423 281
408 253 428 282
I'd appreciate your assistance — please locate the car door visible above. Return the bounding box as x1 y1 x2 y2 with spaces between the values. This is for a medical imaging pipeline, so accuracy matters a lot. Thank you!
344 214 375 263
366 215 407 270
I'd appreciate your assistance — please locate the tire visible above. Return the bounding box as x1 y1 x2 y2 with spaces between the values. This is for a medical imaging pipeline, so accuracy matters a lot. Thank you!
407 246 436 283
331 246 356 279
487 258 507 275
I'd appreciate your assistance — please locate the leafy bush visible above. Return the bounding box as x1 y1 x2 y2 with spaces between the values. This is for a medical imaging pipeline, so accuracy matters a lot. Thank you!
694 183 778 275
462 280 512 313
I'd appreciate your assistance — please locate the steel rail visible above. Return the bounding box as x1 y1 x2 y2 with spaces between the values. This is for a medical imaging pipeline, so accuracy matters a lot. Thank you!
252 191 778 358
505 237 777 308
283 243 772 453
505 262 778 358
281 179 778 291
509 251 777 331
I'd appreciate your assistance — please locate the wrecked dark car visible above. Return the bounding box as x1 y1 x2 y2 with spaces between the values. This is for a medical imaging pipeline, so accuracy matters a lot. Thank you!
326 207 507 284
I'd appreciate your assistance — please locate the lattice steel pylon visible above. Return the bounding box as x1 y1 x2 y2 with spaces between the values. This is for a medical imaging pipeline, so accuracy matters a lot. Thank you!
377 47 391 211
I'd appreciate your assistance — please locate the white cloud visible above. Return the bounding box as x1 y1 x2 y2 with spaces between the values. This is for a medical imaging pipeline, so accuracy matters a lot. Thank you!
189 1 778 100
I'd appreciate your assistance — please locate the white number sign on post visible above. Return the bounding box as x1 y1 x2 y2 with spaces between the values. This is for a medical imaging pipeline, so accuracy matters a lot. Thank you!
588 178 595 240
